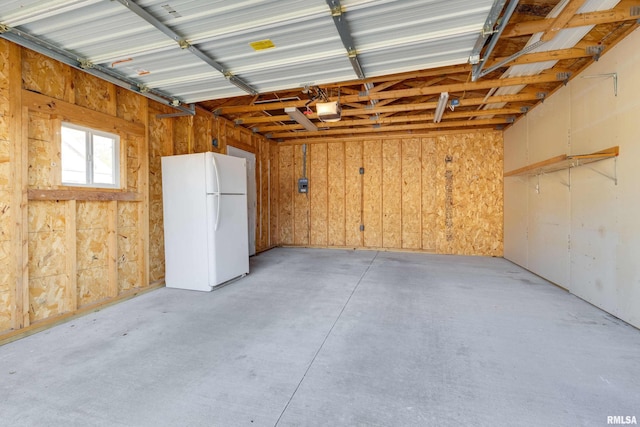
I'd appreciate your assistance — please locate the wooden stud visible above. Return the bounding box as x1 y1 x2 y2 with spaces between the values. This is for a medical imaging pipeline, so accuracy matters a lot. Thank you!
64 200 77 312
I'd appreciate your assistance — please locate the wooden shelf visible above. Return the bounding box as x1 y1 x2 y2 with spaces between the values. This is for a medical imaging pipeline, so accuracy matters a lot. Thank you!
504 146 619 177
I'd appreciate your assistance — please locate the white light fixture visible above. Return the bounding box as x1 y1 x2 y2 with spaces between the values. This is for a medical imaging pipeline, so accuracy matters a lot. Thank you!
316 101 342 122
285 107 317 131
433 92 449 123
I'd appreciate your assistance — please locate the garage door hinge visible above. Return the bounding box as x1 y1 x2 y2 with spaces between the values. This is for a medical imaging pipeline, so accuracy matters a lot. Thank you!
360 224 365 231
359 167 364 175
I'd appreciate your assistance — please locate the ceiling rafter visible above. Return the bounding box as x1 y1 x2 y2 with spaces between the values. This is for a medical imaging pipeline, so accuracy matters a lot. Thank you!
217 73 561 114
255 107 523 133
502 0 640 37
234 92 543 125
267 118 509 139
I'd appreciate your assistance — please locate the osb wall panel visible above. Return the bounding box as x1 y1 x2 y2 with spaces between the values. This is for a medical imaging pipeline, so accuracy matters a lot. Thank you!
148 106 172 283
309 143 328 246
28 113 57 189
293 146 309 245
382 140 402 248
118 202 139 293
269 143 279 246
22 50 72 101
0 43 10 141
126 134 143 192
256 137 272 250
402 139 422 249
344 141 363 247
278 145 294 244
0 240 13 330
362 140 383 248
193 113 212 153
28 201 67 322
421 138 438 251
118 228 139 293
76 201 109 307
277 131 503 256
173 116 193 155
437 132 503 255
72 69 116 116
116 87 146 125
327 142 346 246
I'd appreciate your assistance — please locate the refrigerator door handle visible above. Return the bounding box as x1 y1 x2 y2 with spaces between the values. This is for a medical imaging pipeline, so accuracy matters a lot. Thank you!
212 154 221 193
215 194 222 231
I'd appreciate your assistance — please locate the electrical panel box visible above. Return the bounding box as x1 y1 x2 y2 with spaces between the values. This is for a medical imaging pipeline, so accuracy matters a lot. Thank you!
298 177 308 193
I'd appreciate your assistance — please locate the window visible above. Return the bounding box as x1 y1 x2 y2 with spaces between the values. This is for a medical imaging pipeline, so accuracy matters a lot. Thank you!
61 123 120 188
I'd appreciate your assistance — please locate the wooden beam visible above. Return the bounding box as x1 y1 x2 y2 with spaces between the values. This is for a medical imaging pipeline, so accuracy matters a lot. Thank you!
256 108 523 132
280 128 498 145
268 118 508 139
221 75 558 114
10 40 29 329
107 201 118 298
22 90 145 136
28 189 142 201
502 0 640 38
64 200 77 313
236 93 541 124
541 0 589 42
487 47 590 69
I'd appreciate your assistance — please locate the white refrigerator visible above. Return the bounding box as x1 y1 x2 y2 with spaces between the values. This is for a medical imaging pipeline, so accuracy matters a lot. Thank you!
161 152 249 291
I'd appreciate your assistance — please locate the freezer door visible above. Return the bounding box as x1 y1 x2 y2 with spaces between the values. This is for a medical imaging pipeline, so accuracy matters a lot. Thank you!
209 193 249 286
162 154 212 291
205 152 247 195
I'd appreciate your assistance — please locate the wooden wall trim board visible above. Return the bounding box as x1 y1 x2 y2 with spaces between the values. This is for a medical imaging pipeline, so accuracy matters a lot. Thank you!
22 90 145 136
28 189 143 202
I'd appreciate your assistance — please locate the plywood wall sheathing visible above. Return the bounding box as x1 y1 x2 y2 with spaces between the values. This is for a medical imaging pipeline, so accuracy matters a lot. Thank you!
278 145 294 244
148 107 172 282
75 201 109 307
27 112 57 189
276 131 503 256
421 138 438 252
382 139 402 248
72 69 116 116
116 87 146 125
362 140 383 248
28 201 67 322
401 139 422 250
22 50 72 102
309 143 328 246
0 240 13 330
327 142 346 246
173 115 193 155
293 145 309 245
344 141 363 248
269 142 279 246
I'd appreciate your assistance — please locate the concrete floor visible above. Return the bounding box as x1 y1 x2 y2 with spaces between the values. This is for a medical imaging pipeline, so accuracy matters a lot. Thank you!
1 248 639 427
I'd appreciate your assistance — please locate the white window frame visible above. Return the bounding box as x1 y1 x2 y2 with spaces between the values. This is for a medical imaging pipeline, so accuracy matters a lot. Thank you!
61 122 121 189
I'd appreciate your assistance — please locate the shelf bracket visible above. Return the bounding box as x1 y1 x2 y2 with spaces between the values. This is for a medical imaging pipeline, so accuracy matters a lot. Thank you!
577 157 618 185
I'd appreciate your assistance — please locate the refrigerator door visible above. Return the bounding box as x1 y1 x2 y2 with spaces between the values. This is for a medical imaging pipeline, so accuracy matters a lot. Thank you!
205 152 247 195
162 154 212 291
208 193 249 286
